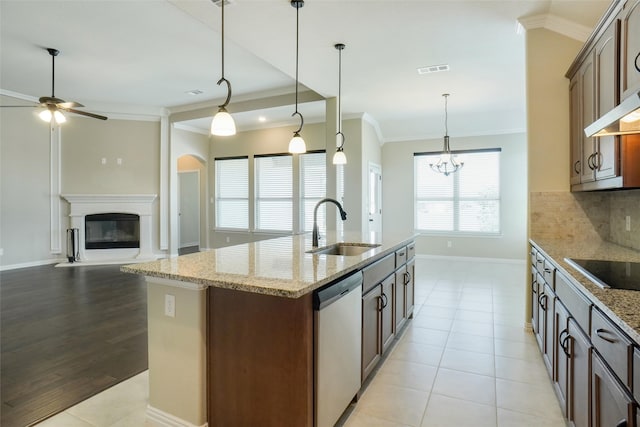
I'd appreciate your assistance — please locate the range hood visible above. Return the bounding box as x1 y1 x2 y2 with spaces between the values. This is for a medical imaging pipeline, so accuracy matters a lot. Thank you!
584 91 640 137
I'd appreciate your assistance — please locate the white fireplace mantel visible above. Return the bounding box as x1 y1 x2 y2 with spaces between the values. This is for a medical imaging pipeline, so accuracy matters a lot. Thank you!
61 194 157 264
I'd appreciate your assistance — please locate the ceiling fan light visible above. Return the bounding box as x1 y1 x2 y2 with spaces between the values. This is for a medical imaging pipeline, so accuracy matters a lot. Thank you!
53 110 66 124
332 149 347 165
211 107 236 136
39 109 53 122
288 132 306 153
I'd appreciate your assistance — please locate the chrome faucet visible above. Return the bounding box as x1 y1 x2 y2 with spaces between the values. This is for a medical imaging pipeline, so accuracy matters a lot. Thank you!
312 198 347 247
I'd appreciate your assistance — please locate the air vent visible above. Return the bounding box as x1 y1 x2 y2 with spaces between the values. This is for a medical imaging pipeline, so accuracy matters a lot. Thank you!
211 0 234 6
185 89 203 96
417 64 450 75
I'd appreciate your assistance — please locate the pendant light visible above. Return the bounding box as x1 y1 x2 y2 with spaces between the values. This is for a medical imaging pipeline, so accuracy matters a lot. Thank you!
429 93 463 176
332 43 347 165
211 0 236 136
288 0 306 154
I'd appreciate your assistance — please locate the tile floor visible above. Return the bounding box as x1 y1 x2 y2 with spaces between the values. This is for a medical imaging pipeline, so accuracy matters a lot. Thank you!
35 257 565 427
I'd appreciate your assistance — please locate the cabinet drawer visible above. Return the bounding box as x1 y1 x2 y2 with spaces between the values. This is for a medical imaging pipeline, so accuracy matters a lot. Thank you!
535 252 546 274
406 242 415 261
395 247 407 268
634 347 640 402
542 260 555 289
362 254 395 294
591 307 633 388
555 272 591 333
530 246 538 266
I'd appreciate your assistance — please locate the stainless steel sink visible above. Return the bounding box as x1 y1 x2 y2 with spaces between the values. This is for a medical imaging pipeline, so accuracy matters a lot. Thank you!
307 243 381 256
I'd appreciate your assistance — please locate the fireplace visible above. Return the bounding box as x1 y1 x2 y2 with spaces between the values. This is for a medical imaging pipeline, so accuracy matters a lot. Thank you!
85 213 140 249
61 194 157 263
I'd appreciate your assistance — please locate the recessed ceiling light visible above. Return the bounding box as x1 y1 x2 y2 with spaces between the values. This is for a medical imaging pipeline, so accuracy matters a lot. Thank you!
417 64 450 75
185 89 203 96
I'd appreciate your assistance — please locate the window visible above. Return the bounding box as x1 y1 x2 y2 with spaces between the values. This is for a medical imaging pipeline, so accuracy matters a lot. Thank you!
255 154 293 231
414 149 501 234
300 151 326 232
215 157 248 229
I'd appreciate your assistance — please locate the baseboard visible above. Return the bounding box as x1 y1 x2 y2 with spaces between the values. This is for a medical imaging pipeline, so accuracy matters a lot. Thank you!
0 257 65 271
416 254 526 265
146 405 207 427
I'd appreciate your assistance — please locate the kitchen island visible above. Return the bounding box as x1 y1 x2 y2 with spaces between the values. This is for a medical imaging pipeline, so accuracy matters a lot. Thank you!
122 231 416 427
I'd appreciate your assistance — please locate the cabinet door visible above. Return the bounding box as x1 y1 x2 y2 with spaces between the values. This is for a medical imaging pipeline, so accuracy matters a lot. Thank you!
621 0 640 98
405 258 415 318
568 318 592 427
542 283 555 377
580 53 597 184
381 275 395 354
531 270 540 334
555 300 570 417
595 19 620 181
592 352 635 427
570 76 583 185
535 273 546 351
394 269 406 332
362 286 381 382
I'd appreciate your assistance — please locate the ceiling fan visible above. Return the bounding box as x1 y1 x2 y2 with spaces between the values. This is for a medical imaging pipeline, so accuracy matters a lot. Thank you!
1 47 107 123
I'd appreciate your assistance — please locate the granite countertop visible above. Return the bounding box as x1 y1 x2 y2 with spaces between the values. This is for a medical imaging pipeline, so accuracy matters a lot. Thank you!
122 232 416 298
530 237 640 344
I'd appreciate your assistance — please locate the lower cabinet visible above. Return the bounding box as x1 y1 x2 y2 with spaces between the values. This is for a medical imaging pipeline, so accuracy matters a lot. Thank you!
361 274 395 382
592 351 635 427
568 318 592 427
394 269 406 332
554 300 570 417
405 258 415 318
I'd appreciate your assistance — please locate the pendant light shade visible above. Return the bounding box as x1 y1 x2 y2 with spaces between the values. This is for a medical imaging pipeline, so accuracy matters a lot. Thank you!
430 93 463 176
332 43 347 165
211 0 236 136
288 0 306 154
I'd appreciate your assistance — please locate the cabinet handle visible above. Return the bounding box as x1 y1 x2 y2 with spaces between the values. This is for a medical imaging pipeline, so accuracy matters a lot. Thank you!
635 51 640 73
380 292 388 310
544 267 552 274
559 329 570 357
398 251 405 257
403 271 411 285
595 328 618 343
561 334 571 358
574 160 580 174
587 153 596 170
539 294 547 311
594 152 602 170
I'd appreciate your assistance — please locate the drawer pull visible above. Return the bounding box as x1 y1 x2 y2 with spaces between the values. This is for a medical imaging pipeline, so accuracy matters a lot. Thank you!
635 51 640 73
403 271 411 285
538 294 548 310
544 267 552 274
536 259 543 264
380 292 388 310
397 251 405 257
561 334 571 358
595 328 618 344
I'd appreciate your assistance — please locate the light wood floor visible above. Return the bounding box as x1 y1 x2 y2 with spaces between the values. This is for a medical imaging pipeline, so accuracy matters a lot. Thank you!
0 263 148 427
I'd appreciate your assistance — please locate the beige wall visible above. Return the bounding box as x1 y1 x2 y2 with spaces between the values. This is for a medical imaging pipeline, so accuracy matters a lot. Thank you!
361 119 382 234
383 133 527 260
0 100 57 266
527 28 582 193
341 118 364 234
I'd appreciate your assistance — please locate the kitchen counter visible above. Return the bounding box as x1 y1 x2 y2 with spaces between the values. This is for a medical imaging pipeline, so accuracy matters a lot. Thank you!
530 237 640 344
121 231 415 298
122 231 416 427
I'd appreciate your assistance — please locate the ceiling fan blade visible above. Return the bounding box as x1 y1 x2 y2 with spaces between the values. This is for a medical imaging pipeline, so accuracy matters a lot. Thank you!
0 105 37 108
63 108 108 121
58 101 84 109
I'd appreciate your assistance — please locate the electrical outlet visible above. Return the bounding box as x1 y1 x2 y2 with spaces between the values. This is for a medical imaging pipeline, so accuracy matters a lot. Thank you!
626 215 631 232
447 241 452 248
164 294 175 318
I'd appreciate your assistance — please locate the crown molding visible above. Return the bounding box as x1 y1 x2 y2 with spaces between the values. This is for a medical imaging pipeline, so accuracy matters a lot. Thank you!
517 14 592 42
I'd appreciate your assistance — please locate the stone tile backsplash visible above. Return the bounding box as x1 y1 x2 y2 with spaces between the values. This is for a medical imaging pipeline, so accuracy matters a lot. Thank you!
530 190 640 252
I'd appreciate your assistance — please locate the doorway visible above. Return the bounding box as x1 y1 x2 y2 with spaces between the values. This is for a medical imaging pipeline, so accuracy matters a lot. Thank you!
178 170 200 250
368 162 382 234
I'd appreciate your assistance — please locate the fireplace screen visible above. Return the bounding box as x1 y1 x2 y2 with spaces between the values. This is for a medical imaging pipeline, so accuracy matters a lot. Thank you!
85 213 140 249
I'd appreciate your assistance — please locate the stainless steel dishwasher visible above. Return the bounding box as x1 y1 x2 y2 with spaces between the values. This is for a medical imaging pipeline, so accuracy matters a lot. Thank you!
314 271 362 427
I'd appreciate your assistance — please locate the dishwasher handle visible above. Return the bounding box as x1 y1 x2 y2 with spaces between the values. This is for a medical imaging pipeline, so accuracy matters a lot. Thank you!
313 271 363 310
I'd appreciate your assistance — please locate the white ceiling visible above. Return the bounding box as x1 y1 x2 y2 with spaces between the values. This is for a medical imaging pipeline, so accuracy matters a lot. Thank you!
0 0 610 142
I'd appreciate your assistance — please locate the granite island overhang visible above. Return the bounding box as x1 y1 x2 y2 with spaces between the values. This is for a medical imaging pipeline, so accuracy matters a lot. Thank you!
121 231 417 427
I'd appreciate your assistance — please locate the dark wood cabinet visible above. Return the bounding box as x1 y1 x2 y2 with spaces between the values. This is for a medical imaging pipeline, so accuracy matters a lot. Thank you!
554 300 570 417
542 283 556 376
362 284 382 382
568 318 592 427
591 307 633 387
592 351 635 427
394 269 406 332
570 75 583 186
362 274 395 382
633 347 640 403
621 0 640 98
405 258 415 318
580 52 597 184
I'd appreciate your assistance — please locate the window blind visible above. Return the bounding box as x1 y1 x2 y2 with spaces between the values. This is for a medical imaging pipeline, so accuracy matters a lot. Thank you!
215 157 248 229
300 152 326 232
255 155 293 231
414 149 501 234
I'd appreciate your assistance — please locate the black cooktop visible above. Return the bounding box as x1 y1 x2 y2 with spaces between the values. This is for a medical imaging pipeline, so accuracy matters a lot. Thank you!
565 258 640 291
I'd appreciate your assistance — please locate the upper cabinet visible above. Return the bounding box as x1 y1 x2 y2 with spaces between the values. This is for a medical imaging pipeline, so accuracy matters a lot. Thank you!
567 0 640 191
621 0 640 98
